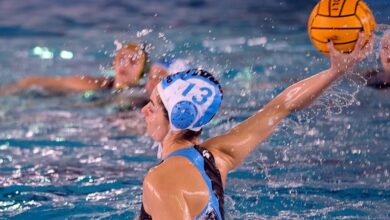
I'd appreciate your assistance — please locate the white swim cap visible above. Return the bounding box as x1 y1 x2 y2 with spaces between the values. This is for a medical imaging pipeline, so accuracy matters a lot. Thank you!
157 58 191 75
157 69 223 131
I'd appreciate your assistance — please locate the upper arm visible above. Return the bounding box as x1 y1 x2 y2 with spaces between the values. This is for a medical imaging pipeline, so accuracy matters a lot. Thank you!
202 97 290 173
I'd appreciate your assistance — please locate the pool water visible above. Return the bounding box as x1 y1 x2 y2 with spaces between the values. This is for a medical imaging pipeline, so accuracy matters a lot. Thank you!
1 0 390 219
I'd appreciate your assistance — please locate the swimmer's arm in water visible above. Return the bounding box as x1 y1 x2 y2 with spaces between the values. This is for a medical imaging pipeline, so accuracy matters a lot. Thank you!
202 33 373 178
0 75 112 95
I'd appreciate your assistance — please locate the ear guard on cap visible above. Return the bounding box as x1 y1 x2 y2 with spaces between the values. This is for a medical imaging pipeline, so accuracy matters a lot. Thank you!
171 100 198 129
157 68 223 131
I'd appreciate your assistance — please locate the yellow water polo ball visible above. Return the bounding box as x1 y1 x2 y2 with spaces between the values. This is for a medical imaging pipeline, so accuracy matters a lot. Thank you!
308 0 376 55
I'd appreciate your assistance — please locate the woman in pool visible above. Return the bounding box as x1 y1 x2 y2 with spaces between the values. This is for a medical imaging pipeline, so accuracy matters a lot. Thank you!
0 43 189 98
139 33 372 220
363 32 390 89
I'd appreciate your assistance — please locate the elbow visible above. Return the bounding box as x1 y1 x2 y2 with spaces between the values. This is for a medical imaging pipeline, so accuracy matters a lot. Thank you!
270 100 292 117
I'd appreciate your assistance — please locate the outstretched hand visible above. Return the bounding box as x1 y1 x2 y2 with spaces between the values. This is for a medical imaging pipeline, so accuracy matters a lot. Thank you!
328 32 373 74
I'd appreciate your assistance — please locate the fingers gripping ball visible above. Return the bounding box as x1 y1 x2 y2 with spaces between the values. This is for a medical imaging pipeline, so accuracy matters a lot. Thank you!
308 0 376 55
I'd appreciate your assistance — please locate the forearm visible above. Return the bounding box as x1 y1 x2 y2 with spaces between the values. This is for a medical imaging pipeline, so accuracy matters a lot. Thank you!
223 70 340 152
0 75 106 95
1 76 61 94
279 33 372 112
280 67 341 112
19 76 86 92
0 84 23 96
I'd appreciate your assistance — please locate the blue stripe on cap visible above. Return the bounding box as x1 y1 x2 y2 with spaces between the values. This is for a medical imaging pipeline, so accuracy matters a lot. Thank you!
193 92 222 128
160 70 186 89
157 58 174 68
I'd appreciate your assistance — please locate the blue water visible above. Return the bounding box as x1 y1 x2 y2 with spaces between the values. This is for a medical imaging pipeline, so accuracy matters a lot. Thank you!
1 0 390 219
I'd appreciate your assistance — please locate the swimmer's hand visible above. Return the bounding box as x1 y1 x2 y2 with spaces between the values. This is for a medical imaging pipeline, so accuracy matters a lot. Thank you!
328 32 373 74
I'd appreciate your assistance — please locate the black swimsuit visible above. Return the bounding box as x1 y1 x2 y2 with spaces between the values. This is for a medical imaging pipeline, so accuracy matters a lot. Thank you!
139 145 225 220
364 67 390 89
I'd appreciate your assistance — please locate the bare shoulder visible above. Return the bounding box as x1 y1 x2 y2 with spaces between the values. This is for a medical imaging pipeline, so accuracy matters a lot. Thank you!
144 156 204 190
142 156 209 218
142 162 177 215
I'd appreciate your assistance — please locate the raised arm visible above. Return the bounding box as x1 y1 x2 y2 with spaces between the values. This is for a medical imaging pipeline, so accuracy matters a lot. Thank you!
203 33 373 175
0 75 112 96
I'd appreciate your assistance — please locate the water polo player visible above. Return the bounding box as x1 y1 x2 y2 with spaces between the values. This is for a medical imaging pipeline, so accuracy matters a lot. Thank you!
139 33 372 219
0 42 191 108
362 32 390 89
0 43 150 96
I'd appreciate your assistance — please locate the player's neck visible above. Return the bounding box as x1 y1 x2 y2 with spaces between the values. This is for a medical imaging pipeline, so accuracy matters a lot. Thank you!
161 132 197 159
